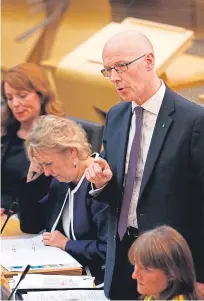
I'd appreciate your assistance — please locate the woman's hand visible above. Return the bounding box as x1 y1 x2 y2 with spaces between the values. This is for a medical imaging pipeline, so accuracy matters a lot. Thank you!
42 230 69 250
27 157 43 183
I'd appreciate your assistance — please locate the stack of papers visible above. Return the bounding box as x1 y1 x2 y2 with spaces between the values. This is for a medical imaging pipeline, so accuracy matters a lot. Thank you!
1 234 81 272
12 274 95 289
23 290 108 301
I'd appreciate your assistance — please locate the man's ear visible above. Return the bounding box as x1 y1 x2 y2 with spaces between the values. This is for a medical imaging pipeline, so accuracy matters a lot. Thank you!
145 53 154 71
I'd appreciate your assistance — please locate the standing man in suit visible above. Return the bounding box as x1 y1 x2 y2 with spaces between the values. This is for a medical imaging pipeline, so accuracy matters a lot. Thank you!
85 30 204 300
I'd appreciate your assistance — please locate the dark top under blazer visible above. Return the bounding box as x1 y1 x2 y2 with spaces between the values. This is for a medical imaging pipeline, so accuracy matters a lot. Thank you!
18 176 109 276
1 133 51 211
94 86 204 297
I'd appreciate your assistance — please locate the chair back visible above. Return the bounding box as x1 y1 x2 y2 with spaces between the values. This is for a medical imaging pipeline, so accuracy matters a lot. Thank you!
68 117 103 153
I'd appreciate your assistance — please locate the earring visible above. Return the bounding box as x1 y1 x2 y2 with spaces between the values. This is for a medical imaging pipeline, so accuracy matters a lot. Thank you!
168 277 173 284
73 161 76 168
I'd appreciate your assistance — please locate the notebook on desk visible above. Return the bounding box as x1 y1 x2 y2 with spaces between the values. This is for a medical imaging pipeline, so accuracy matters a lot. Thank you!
1 234 82 278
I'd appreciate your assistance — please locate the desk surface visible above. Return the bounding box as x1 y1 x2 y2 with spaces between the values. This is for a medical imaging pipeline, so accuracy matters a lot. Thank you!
59 19 194 76
1 215 24 237
164 53 204 90
199 94 204 104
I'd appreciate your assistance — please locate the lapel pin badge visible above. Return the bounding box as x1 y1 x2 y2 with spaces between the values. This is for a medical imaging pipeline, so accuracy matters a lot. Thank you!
162 124 165 128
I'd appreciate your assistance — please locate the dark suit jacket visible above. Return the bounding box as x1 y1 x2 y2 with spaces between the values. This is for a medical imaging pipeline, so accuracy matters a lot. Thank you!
95 86 204 297
18 176 108 278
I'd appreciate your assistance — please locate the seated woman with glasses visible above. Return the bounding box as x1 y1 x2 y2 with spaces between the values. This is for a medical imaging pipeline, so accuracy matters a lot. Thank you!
128 225 202 300
18 115 108 283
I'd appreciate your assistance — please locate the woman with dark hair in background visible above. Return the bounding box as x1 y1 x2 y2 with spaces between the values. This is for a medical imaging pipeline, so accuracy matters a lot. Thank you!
1 62 64 213
129 225 201 300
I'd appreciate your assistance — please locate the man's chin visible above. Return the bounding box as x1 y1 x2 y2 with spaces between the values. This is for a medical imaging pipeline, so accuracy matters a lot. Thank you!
119 97 132 102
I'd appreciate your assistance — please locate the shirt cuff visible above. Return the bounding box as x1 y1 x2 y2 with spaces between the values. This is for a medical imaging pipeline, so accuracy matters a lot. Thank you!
89 182 107 197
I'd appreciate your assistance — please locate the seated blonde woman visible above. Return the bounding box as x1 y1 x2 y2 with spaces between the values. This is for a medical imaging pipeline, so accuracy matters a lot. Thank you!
18 115 108 283
128 225 201 300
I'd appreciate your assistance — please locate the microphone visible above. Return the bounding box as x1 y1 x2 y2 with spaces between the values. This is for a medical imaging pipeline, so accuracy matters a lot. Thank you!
0 201 18 234
8 264 31 300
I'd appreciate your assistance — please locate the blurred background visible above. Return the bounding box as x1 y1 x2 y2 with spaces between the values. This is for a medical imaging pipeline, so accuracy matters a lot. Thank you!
2 0 204 123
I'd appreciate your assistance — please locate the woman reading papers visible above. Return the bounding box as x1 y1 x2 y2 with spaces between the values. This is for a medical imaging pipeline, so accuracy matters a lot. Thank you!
18 115 108 283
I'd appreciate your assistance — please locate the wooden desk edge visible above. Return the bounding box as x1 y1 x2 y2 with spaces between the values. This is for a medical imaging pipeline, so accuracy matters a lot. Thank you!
1 266 82 278
122 17 194 35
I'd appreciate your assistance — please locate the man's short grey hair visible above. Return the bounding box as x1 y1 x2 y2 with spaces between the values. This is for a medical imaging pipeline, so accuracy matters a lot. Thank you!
26 115 91 160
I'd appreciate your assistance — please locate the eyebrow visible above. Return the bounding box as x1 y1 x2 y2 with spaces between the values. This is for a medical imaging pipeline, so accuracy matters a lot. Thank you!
5 90 28 96
104 60 127 68
18 90 29 93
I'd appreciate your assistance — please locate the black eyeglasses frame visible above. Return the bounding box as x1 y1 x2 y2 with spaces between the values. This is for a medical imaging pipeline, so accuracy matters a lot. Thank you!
101 54 146 77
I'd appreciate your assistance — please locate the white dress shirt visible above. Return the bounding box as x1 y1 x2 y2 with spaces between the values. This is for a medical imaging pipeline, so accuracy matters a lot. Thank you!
127 80 166 228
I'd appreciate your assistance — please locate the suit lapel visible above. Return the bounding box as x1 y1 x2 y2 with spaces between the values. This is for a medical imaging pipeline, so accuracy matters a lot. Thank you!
139 88 175 200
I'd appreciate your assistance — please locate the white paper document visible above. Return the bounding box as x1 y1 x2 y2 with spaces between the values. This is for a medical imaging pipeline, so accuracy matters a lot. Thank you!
1 234 81 271
13 274 94 289
23 290 108 301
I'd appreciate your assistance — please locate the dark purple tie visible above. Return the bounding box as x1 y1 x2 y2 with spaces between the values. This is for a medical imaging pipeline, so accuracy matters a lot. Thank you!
118 106 143 240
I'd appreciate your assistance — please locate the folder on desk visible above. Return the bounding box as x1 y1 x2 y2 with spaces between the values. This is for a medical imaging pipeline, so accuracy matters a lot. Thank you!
1 234 82 277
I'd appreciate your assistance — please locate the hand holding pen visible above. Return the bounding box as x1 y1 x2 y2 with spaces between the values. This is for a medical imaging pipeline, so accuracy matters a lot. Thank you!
27 157 43 183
